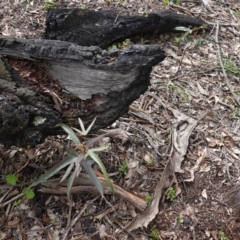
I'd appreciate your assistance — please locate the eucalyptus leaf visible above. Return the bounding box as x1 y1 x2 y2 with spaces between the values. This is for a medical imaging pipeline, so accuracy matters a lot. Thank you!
67 169 78 199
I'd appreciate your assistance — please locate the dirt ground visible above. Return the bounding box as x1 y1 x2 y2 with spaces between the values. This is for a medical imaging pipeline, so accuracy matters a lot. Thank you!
0 0 240 239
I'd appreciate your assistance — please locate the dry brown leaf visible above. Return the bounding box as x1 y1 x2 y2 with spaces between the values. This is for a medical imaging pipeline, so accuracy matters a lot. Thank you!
185 148 208 182
197 82 209 96
170 108 199 173
125 109 201 231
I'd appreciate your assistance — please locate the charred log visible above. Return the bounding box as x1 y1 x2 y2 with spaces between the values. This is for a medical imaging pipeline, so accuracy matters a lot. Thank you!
43 9 205 48
0 9 206 146
0 37 165 145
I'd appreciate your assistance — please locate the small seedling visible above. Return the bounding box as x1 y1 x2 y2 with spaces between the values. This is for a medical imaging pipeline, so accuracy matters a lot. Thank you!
119 160 128 175
223 58 240 77
28 117 114 200
231 108 240 118
44 0 55 10
177 214 184 224
166 187 176 201
108 39 131 50
145 194 153 203
219 231 229 240
168 83 190 101
145 157 154 165
22 188 35 199
13 199 22 207
150 225 161 240
163 0 181 6
5 174 35 199
6 174 18 186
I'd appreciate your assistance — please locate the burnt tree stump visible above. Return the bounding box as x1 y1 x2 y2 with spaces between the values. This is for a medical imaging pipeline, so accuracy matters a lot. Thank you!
0 9 205 146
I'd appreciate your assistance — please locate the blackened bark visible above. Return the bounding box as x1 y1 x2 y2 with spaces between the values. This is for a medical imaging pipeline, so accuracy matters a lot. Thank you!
43 9 205 48
0 9 205 146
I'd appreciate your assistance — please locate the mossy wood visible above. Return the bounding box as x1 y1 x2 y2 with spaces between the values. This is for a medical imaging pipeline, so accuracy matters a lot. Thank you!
0 9 204 146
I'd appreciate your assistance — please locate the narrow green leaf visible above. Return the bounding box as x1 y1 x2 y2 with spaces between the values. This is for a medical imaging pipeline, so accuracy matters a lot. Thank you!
78 118 86 134
67 170 78 200
85 150 114 193
60 162 74 183
71 127 84 136
87 133 108 148
77 117 97 135
30 152 79 188
88 146 109 152
175 26 192 33
85 117 97 134
56 123 80 145
81 159 104 197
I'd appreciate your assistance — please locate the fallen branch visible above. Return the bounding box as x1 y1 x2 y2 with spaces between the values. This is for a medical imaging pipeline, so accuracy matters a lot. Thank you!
38 173 147 212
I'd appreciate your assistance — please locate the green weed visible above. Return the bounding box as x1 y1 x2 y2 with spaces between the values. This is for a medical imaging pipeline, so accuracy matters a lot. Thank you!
168 83 190 101
108 39 131 50
6 174 35 200
166 187 176 201
44 0 55 10
150 225 161 240
6 118 114 202
219 231 229 240
29 117 114 199
223 58 240 77
178 214 184 223
163 0 181 6
145 194 153 203
231 108 240 118
119 160 128 175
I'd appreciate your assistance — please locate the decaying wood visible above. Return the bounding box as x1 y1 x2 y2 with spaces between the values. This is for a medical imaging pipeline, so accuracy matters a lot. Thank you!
44 9 205 48
0 37 165 145
0 9 205 146
38 173 147 212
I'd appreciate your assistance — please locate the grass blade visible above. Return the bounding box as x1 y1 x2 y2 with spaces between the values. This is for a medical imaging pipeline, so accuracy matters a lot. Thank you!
85 150 114 193
30 152 78 188
81 159 104 197
56 123 80 145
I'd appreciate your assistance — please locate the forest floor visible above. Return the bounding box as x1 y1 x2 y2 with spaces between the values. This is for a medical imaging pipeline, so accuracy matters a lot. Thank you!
0 0 240 239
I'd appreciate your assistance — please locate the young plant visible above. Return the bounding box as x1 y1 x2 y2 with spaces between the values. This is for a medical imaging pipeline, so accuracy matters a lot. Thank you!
163 0 181 6
29 117 114 199
145 194 153 203
223 58 240 77
166 187 176 201
168 83 190 102
178 214 184 224
119 160 128 176
44 0 55 10
6 174 35 200
231 108 240 118
108 39 131 50
150 225 161 240
219 231 229 240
